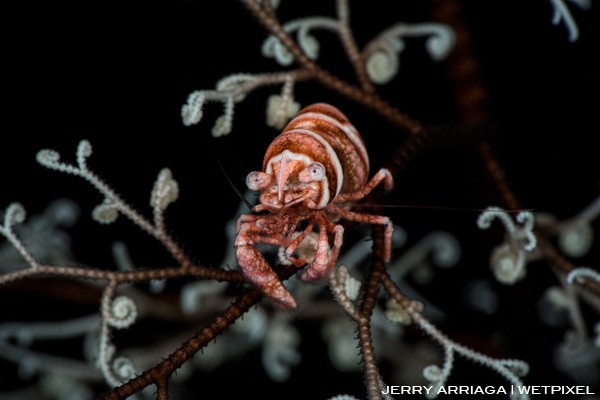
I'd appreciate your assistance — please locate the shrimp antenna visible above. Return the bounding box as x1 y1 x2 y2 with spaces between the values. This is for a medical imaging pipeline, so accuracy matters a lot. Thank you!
203 135 254 211
351 203 533 213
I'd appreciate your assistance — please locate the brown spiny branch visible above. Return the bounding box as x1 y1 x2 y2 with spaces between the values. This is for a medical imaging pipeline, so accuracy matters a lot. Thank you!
357 317 382 400
478 142 521 210
238 0 423 134
360 225 385 316
428 0 600 313
428 0 488 125
98 264 298 400
0 263 244 286
357 225 388 400
335 0 376 95
156 377 169 400
427 0 520 208
97 289 262 400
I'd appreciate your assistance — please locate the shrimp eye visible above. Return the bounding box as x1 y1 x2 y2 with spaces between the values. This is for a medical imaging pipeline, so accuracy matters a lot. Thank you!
299 162 326 183
246 171 271 191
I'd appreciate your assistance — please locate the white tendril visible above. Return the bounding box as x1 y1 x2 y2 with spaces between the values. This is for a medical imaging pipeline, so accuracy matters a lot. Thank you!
478 207 537 285
545 186 599 257
36 140 188 265
4 203 26 226
106 296 137 329
98 342 122 386
566 267 600 285
36 149 79 175
76 140 92 169
384 299 412 325
265 36 294 66
261 17 339 66
45 198 80 227
150 168 179 231
262 319 301 382
515 211 536 251
0 203 39 269
149 279 166 293
266 76 300 129
182 91 206 126
425 29 455 61
180 281 228 315
111 241 135 271
98 282 138 386
112 356 136 381
297 24 321 60
489 242 526 285
427 232 461 268
232 306 268 344
409 312 529 399
478 206 516 232
215 74 257 100
329 265 361 320
548 0 591 41
365 48 399 85
182 74 256 128
344 272 361 301
212 96 235 137
422 346 453 399
92 199 119 224
182 71 306 134
0 315 99 349
322 317 361 372
559 223 594 258
363 22 455 84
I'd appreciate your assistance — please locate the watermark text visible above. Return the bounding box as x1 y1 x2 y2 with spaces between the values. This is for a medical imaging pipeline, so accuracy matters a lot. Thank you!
381 385 596 396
